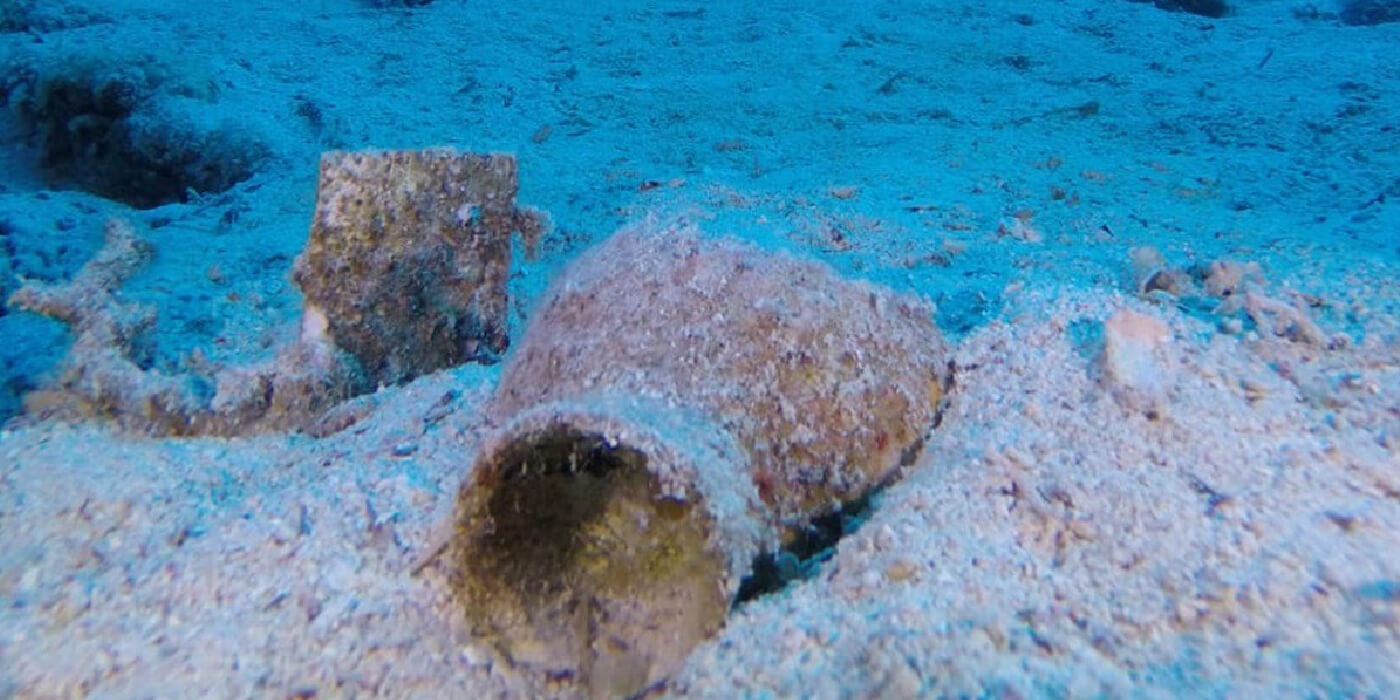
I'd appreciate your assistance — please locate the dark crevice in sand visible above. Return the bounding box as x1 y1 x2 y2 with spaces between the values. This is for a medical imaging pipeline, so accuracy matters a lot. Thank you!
733 487 885 608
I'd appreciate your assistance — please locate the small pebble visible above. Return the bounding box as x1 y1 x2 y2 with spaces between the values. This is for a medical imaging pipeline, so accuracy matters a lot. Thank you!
885 559 918 583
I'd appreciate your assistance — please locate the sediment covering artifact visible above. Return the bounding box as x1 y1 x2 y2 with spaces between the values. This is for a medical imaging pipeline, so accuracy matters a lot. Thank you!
450 221 953 698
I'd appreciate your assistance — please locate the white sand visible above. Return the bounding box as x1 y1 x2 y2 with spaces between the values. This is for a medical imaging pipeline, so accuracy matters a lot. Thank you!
2 0 1399 697
3 281 1398 698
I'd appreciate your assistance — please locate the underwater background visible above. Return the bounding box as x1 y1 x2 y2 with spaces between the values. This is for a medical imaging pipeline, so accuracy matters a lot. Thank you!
1 0 1398 698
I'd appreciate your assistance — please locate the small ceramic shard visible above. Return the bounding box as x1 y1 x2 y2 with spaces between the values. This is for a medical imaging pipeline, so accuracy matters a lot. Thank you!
293 149 546 385
1101 308 1174 417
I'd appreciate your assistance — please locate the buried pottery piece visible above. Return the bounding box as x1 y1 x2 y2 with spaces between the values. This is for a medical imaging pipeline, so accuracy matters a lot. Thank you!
450 221 952 698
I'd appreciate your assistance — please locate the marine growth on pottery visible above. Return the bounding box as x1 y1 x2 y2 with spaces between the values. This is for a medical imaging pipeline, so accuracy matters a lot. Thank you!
450 220 952 698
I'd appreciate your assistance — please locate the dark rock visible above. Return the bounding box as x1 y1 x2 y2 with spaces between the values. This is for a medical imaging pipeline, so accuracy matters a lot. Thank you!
9 65 266 209
1127 0 1233 19
1339 0 1400 25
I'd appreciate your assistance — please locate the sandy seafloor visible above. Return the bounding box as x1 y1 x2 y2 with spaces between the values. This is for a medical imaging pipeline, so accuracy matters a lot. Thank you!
1 0 1399 697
